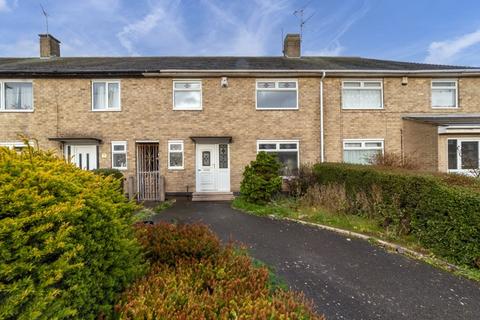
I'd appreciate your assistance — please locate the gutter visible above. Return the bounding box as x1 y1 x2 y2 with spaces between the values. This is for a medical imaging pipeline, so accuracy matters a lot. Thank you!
320 71 326 163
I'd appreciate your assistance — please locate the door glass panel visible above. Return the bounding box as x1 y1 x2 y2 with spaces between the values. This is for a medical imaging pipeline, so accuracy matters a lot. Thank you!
219 144 228 168
202 151 211 166
461 141 478 169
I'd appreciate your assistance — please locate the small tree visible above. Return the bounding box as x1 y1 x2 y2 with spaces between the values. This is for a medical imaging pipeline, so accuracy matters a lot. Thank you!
240 152 282 203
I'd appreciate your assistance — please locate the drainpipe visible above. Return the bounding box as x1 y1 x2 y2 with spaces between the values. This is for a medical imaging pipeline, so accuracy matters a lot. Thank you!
320 71 326 162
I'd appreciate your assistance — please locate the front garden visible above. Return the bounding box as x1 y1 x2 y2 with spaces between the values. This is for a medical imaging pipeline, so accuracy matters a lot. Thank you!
236 152 480 282
0 147 323 319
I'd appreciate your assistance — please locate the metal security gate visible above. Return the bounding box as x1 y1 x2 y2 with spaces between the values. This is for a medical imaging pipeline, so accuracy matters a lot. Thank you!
136 143 160 201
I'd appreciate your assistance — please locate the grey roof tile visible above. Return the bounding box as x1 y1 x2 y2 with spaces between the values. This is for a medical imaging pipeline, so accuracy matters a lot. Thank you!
0 56 476 75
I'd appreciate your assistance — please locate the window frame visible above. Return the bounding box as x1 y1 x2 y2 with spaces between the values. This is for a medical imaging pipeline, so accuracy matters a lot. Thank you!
0 141 29 149
111 141 127 170
431 79 458 109
172 80 203 111
341 79 384 110
447 138 480 174
168 140 184 170
255 79 299 110
91 80 122 112
256 139 300 177
0 80 34 112
342 139 384 164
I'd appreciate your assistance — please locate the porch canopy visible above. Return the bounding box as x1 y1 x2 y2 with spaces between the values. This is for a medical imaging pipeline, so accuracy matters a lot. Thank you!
48 137 102 144
403 114 480 134
190 136 232 144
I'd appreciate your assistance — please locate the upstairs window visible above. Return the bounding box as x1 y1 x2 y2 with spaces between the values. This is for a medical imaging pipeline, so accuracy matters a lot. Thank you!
257 140 299 176
0 81 33 111
256 80 298 109
173 80 202 110
92 81 121 111
111 141 127 170
168 140 184 169
342 80 383 109
343 139 383 164
432 80 457 108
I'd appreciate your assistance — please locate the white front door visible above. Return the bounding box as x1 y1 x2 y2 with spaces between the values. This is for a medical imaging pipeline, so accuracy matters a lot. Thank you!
196 144 230 192
68 145 98 170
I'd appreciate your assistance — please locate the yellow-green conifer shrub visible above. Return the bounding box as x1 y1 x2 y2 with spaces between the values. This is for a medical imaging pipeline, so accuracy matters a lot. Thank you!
0 147 144 320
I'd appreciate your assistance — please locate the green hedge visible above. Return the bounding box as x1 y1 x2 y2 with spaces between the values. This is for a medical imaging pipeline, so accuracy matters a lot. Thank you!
0 147 144 319
313 163 480 268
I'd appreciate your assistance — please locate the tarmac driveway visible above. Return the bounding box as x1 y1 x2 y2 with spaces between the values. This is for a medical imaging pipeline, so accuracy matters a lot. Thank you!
153 200 480 320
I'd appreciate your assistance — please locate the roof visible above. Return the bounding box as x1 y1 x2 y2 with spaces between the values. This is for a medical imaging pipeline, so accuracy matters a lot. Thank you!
0 56 477 76
403 114 480 125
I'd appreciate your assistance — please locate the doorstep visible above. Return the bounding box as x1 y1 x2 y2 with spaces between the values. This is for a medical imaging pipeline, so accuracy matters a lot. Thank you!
192 192 235 201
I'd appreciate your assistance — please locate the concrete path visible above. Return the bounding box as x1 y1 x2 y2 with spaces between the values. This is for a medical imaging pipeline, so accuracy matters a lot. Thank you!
154 200 480 320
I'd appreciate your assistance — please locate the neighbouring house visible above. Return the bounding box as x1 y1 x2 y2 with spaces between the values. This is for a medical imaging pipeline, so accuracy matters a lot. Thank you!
1 33 480 200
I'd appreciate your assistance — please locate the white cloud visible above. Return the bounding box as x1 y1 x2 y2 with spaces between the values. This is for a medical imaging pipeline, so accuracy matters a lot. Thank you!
116 0 191 56
0 0 9 12
115 0 290 56
303 1 370 57
425 29 480 64
0 39 37 57
304 41 344 56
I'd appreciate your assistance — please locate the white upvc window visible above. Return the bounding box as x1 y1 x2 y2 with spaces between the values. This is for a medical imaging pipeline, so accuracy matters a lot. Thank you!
0 141 28 152
168 140 184 169
0 80 34 112
92 80 121 111
256 80 298 110
342 80 383 109
431 80 458 108
447 138 480 174
343 139 384 165
173 80 202 110
257 140 299 176
111 141 127 170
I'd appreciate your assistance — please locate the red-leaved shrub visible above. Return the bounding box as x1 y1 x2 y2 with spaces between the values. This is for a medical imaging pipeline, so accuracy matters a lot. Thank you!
135 222 221 265
117 223 324 319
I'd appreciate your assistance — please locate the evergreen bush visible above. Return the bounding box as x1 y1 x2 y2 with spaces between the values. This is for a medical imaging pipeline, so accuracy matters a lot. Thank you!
240 152 282 203
0 147 144 319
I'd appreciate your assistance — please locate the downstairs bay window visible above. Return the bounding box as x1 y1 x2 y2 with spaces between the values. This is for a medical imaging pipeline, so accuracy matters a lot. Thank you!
448 139 480 173
257 140 299 176
343 139 384 165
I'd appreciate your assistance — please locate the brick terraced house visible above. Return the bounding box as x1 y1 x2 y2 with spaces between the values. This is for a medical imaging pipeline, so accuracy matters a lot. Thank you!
1 33 480 200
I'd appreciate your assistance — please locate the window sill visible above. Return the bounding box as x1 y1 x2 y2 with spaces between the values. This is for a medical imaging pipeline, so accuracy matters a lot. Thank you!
173 108 202 111
0 109 34 113
431 106 458 109
342 107 384 111
92 109 122 112
255 107 299 111
113 167 127 171
168 167 184 171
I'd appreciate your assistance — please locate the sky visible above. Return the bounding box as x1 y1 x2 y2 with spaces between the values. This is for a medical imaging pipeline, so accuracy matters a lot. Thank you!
1 0 480 66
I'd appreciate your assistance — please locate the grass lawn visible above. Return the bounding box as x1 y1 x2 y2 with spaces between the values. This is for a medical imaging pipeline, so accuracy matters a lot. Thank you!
232 196 480 282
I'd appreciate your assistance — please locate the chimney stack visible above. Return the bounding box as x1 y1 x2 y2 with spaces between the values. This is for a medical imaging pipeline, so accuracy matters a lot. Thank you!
39 34 61 58
283 34 301 58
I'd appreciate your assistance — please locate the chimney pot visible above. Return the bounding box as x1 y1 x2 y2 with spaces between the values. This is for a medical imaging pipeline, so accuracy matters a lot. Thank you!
39 34 61 58
283 34 301 58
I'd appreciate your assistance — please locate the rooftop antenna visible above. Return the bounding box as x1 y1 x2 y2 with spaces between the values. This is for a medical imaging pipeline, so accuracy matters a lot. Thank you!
40 3 49 35
293 1 315 41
